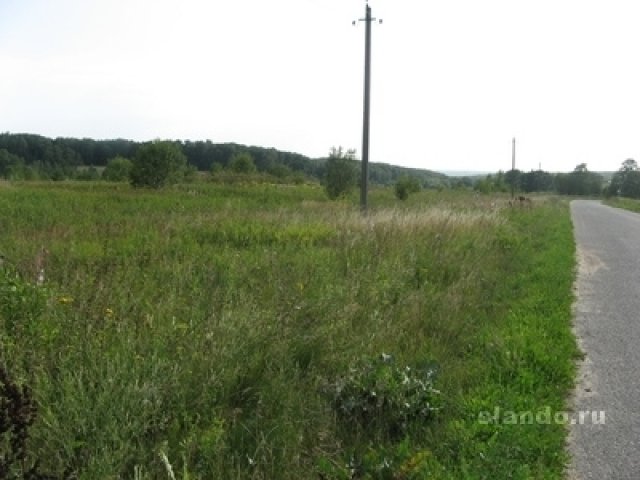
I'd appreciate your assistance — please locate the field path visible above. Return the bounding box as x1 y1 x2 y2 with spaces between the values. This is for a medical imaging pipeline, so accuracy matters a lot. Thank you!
569 200 640 479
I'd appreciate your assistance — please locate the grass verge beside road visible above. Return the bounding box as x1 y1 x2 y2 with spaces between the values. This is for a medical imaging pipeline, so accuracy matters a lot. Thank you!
603 196 640 213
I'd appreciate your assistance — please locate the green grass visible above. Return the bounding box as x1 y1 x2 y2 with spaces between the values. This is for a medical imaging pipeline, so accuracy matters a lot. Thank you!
0 184 578 479
603 196 640 213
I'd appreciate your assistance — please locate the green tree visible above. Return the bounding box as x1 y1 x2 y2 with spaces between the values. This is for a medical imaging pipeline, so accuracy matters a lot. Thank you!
102 156 133 182
521 170 554 193
493 170 508 192
325 147 357 200
210 162 224 175
76 166 100 181
505 169 522 195
608 158 640 198
130 141 187 188
394 175 421 200
621 158 638 172
0 149 24 178
474 174 494 194
555 164 602 196
268 163 292 179
229 153 256 174
574 163 588 173
621 171 640 198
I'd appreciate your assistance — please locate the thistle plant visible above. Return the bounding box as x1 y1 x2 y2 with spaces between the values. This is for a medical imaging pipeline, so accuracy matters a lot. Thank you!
327 354 440 437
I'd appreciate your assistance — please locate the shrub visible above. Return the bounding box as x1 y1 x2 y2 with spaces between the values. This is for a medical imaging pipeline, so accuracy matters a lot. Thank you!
130 141 187 188
75 167 100 181
102 156 133 182
325 147 357 200
229 153 256 174
0 266 48 337
326 354 440 437
394 176 421 200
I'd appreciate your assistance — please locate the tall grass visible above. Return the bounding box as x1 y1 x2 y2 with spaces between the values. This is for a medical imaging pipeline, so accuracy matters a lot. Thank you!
0 184 576 478
603 196 640 213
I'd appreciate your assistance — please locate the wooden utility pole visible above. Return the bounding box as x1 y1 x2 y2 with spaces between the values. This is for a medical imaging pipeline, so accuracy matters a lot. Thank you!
511 137 516 198
356 2 381 212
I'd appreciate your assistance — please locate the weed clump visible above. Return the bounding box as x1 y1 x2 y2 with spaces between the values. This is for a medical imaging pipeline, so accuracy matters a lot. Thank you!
0 266 48 337
326 354 440 438
0 364 53 479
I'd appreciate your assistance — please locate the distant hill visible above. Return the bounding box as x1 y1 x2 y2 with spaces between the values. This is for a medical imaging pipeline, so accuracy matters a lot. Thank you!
366 162 449 187
0 133 449 186
437 170 493 177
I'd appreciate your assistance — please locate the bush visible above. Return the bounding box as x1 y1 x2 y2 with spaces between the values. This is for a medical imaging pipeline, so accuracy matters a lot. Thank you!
325 147 357 200
0 266 48 337
229 153 256 174
210 162 223 175
326 354 440 437
130 141 187 188
394 176 421 201
102 156 133 182
75 167 100 181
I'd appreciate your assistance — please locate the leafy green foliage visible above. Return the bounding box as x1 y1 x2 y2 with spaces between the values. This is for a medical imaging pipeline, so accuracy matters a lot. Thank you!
229 153 257 174
607 158 640 198
474 172 509 193
504 168 521 193
0 133 452 187
102 156 133 182
0 133 135 167
521 169 554 192
327 354 439 436
130 141 187 188
0 149 26 179
394 176 421 200
267 162 292 179
325 147 357 199
0 267 48 337
210 162 223 174
621 170 640 198
554 163 603 195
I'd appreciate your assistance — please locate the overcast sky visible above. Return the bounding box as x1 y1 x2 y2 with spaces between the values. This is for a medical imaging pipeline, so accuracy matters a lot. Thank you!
1 0 639 173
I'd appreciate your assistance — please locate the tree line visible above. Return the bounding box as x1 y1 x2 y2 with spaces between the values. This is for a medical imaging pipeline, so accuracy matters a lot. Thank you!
2 133 639 200
0 133 447 187
468 161 640 199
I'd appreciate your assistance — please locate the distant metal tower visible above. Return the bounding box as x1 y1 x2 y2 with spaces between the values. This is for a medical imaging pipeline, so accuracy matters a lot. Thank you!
355 2 381 212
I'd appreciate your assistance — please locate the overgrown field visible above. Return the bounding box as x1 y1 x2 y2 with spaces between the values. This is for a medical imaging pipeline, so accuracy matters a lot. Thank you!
0 183 578 479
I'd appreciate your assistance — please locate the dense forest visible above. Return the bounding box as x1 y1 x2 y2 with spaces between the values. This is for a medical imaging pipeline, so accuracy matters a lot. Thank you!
0 133 448 187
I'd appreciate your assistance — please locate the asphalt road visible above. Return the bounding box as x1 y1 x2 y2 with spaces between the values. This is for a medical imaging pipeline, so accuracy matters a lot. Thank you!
569 200 640 479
